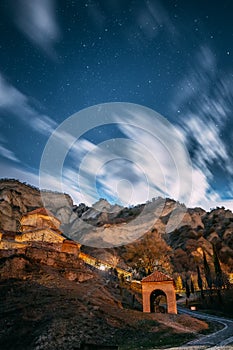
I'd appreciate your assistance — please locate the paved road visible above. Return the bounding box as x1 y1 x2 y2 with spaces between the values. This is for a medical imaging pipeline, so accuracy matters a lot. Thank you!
179 307 233 348
151 307 233 350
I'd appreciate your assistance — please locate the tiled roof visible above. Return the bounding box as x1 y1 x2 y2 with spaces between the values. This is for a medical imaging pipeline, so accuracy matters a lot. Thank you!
23 208 57 219
141 270 173 283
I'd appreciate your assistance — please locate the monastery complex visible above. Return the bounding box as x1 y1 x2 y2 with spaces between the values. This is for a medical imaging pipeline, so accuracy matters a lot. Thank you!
0 207 177 314
0 207 81 253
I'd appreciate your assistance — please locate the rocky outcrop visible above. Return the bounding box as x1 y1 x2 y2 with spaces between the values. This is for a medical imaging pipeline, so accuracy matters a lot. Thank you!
1 179 233 275
0 179 79 232
0 244 93 283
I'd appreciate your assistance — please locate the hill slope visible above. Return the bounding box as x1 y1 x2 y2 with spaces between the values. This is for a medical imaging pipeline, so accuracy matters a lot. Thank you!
0 244 208 349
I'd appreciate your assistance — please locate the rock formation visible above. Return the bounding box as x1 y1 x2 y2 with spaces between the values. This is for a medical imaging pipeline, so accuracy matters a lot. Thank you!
0 179 233 277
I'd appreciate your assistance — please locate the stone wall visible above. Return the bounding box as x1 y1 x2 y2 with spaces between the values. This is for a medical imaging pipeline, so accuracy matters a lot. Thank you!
25 246 83 269
0 246 94 283
21 214 60 231
61 241 81 255
15 229 65 244
0 241 27 250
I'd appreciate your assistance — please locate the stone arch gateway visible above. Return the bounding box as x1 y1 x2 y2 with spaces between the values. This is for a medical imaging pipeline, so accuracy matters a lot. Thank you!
150 289 167 313
141 271 177 314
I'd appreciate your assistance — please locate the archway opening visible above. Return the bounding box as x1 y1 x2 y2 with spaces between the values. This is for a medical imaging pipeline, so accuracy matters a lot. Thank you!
150 289 167 313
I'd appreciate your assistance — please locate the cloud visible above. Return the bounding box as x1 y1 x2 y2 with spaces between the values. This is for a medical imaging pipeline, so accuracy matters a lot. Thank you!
97 158 151 206
124 0 177 49
216 199 233 212
0 160 84 205
55 139 152 207
181 115 229 175
39 168 83 204
0 144 19 163
77 144 147 205
51 105 192 207
171 45 233 209
0 74 59 185
137 0 176 39
39 85 229 212
0 72 57 136
1 94 229 212
115 109 193 203
173 46 232 127
0 162 40 187
0 74 26 108
12 0 60 54
32 115 57 136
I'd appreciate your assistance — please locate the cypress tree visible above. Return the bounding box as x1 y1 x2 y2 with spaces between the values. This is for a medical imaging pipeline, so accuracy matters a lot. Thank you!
197 265 204 299
185 279 190 307
176 275 183 292
190 278 195 294
203 250 212 290
213 244 223 302
185 280 190 299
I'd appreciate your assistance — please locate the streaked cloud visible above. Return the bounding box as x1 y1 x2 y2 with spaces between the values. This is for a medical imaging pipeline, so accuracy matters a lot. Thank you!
32 115 57 136
141 0 176 37
0 72 57 136
181 115 229 174
0 161 84 205
50 105 193 207
0 144 19 163
171 45 233 208
12 0 60 54
0 74 26 108
0 162 40 185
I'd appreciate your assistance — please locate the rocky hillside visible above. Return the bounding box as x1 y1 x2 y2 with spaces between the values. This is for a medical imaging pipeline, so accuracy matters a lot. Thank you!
0 179 233 277
0 244 209 350
0 179 230 349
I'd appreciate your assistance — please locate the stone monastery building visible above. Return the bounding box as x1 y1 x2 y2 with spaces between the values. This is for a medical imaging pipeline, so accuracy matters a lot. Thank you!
0 207 80 254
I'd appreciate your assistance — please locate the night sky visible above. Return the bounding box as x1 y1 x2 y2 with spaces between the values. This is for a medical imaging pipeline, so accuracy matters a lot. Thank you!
0 0 233 210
